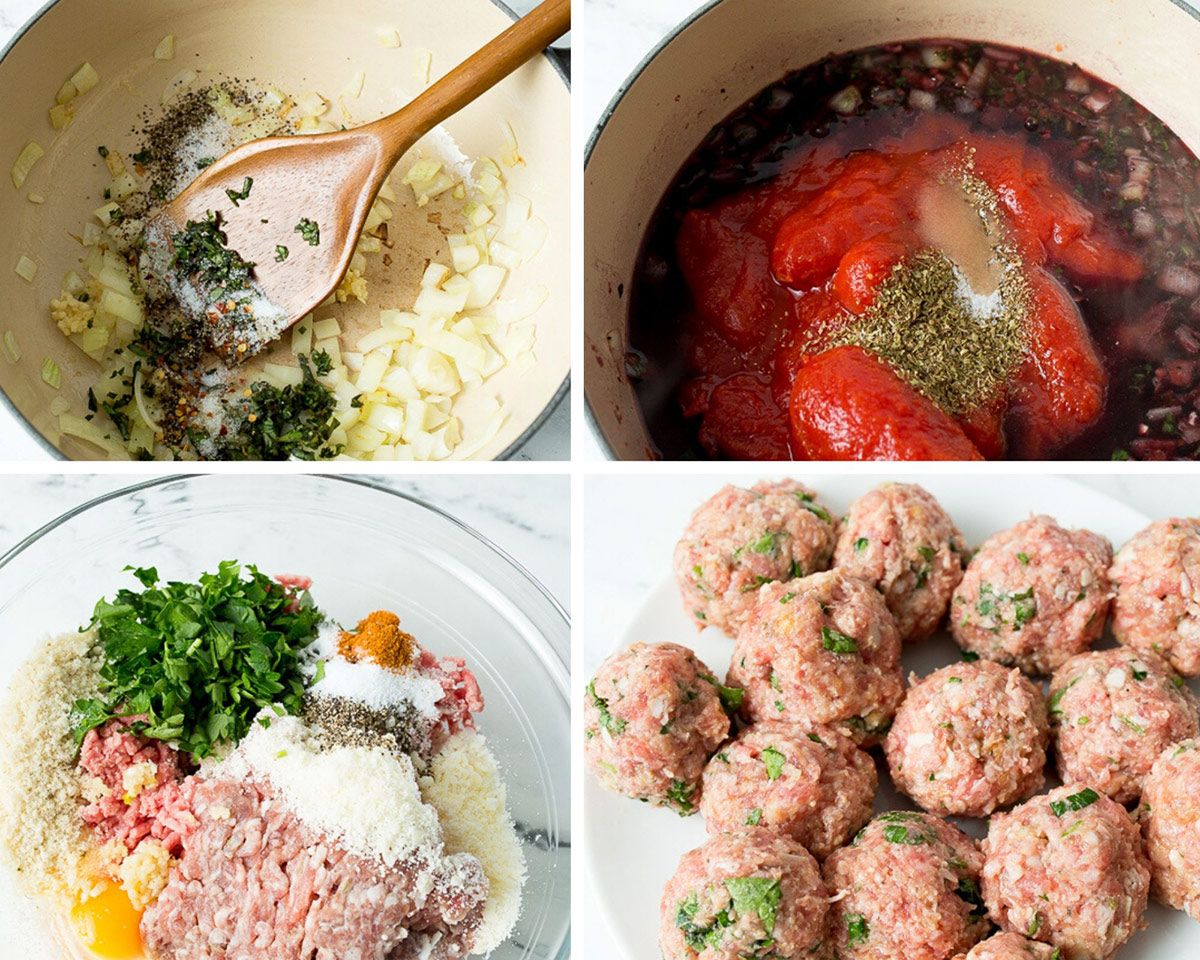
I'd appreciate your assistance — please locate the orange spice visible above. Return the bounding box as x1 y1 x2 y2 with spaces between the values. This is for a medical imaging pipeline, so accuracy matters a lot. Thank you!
337 610 417 671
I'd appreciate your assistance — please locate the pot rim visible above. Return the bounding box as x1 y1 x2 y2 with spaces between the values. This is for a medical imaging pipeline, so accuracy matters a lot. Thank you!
582 0 1200 460
0 0 569 463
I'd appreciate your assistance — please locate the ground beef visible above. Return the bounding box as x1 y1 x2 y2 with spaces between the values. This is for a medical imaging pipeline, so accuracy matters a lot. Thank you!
659 831 828 960
1140 738 1200 919
833 483 966 642
952 932 1059 960
1048 648 1199 803
78 719 197 856
584 642 729 814
699 721 876 858
981 785 1150 960
1108 517 1200 677
885 660 1049 817
418 649 485 752
141 774 487 960
823 811 988 960
726 571 904 745
673 480 837 636
951 516 1113 675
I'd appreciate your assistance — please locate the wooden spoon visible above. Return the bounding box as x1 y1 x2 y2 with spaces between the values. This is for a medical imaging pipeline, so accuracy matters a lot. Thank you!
144 0 570 362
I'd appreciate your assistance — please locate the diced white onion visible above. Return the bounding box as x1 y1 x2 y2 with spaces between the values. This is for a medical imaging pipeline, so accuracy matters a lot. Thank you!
14 255 37 282
154 35 176 60
11 141 44 188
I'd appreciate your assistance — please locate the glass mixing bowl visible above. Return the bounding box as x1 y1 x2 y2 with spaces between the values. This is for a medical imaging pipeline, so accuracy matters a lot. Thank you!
0 473 570 960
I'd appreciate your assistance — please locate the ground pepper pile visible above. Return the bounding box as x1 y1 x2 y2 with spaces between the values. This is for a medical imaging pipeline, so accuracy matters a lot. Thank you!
337 611 418 671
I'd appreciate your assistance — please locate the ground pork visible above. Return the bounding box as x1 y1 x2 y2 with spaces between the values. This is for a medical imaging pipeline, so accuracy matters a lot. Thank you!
1140 738 1200 919
952 932 1059 960
673 480 837 637
419 649 485 752
141 774 487 960
833 483 966 642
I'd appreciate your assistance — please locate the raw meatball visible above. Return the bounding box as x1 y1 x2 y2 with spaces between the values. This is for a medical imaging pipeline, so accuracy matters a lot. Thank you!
1141 738 1200 919
726 570 905 745
700 721 877 858
659 831 829 960
885 661 1049 817
584 642 729 814
824 811 988 960
833 482 967 641
950 516 1113 675
1109 517 1200 677
673 480 837 636
981 785 1150 960
1049 648 1199 803
952 932 1059 960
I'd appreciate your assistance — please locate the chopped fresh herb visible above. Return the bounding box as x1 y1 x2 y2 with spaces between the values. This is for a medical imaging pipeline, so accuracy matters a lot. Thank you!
1048 676 1080 715
224 354 341 460
882 825 928 844
762 745 786 780
774 700 785 712
97 145 109 158
1130 661 1148 681
666 779 694 814
1050 787 1099 817
225 176 253 206
1017 552 1030 564
724 877 781 935
1061 819 1084 838
876 811 926 822
170 210 256 302
295 217 320 245
715 752 730 763
700 673 744 711
821 626 859 654
310 348 333 376
275 245 290 262
746 807 762 826
916 545 936 562
956 876 987 918
779 592 797 604
1028 913 1041 936
947 676 962 683
854 537 869 552
196 156 216 169
807 732 824 745
845 913 869 946
69 562 321 758
1118 715 1146 734
961 650 980 662
769 670 781 692
587 680 626 736
749 530 780 556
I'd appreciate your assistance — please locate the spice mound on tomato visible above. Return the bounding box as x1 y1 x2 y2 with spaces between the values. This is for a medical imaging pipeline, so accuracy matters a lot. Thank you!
630 39 1200 461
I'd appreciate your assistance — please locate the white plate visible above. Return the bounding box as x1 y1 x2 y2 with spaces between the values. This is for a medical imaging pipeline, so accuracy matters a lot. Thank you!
584 475 1200 960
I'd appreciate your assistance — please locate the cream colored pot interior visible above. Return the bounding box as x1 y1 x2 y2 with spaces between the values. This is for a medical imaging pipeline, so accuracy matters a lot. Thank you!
584 0 1200 459
0 0 569 460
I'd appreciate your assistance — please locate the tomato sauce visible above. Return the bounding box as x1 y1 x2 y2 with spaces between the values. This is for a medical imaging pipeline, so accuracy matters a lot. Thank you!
627 40 1200 460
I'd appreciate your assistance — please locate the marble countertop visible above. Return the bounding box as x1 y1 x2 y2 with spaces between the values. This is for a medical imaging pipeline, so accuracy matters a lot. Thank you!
0 473 570 608
582 472 1197 956
0 0 568 461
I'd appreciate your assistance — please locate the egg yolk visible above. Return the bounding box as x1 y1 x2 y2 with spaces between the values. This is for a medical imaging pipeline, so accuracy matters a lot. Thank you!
70 883 143 959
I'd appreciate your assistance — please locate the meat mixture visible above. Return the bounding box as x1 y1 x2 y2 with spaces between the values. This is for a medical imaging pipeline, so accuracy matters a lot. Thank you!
1108 517 1200 677
1140 738 1200 920
952 932 1060 960
1048 648 1199 803
981 784 1150 960
673 480 837 636
884 660 1049 817
699 720 876 858
584 642 730 814
141 774 487 960
951 516 1113 675
833 482 967 641
823 811 988 960
659 831 828 960
727 571 905 745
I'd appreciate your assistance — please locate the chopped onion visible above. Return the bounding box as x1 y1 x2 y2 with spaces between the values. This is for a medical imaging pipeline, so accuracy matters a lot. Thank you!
908 89 938 112
965 57 992 95
11 141 44 188
413 48 432 85
376 25 401 48
1064 72 1091 94
499 120 522 166
41 356 61 389
27 192 44 204
1130 208 1157 239
49 102 73 130
1082 90 1112 114
70 62 100 95
828 85 862 115
55 80 77 105
312 316 341 340
132 367 161 430
921 46 954 69
1157 265 1200 297
341 71 365 99
14 255 37 281
3 331 20 362
154 35 176 60
161 69 197 104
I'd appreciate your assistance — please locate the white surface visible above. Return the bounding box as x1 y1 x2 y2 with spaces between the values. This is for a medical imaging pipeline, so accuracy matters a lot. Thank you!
0 0 568 462
0 473 569 608
582 472 1200 959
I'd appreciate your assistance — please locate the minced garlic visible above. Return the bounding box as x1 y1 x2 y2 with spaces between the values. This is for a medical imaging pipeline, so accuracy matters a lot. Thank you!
121 761 158 804
118 838 173 909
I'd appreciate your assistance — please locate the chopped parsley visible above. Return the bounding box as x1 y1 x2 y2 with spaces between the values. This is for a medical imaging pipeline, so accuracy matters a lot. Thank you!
295 217 321 245
821 626 859 654
761 745 786 780
225 176 254 206
700 673 744 711
1130 660 1148 681
961 650 980 663
1048 676 1080 715
724 877 781 936
882 825 929 844
845 913 869 946
746 807 762 825
224 354 342 460
1050 787 1099 817
68 562 321 758
794 491 832 523
779 592 797 604
916 545 936 562
1017 552 1030 564
854 537 869 552
749 530 781 556
587 680 626 736
956 876 987 918
666 779 694 814
275 245 290 262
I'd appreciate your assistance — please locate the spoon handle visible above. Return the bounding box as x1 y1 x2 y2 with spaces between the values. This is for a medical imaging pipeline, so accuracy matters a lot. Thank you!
367 0 570 164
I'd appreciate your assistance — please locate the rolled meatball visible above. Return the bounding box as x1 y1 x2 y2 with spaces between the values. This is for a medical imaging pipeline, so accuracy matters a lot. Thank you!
1109 517 1200 677
726 570 905 745
950 516 1113 675
1048 648 1199 803
824 811 988 960
952 933 1059 960
1141 738 1200 919
833 483 967 642
981 785 1150 960
584 642 729 814
673 480 837 636
884 660 1049 817
700 721 877 858
659 831 829 960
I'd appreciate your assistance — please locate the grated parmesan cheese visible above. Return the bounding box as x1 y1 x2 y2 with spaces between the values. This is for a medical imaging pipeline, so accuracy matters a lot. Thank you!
0 630 104 905
420 731 525 952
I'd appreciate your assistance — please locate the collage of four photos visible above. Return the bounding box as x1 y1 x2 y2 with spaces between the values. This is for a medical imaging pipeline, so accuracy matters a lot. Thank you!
0 1 1197 960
